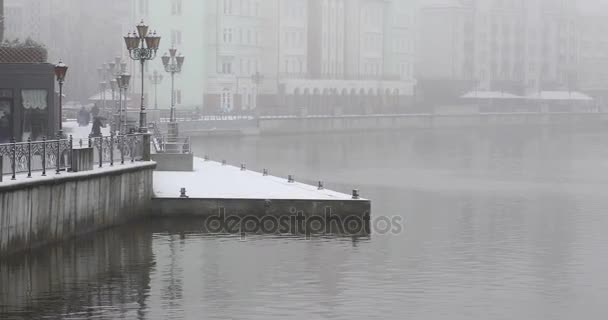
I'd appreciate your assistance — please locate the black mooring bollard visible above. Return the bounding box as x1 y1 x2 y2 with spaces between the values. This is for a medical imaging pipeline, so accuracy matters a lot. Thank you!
263 169 268 176
222 160 227 166
352 189 360 200
318 181 324 190
288 175 295 183
241 163 246 171
180 188 189 198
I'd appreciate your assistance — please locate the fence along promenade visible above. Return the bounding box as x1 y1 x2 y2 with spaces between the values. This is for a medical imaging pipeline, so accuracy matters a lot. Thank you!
0 134 146 182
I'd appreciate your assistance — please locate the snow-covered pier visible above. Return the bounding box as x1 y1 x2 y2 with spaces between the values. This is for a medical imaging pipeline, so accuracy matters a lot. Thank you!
152 157 370 218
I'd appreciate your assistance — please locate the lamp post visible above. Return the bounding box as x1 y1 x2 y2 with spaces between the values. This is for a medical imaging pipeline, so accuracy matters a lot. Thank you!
97 67 108 111
148 70 163 110
108 62 117 104
54 60 68 137
161 48 185 124
117 73 132 134
124 20 161 133
108 58 127 108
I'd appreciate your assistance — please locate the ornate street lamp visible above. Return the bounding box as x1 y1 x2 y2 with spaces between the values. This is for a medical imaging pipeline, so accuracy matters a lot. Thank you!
148 70 163 110
97 67 105 110
104 58 128 131
54 60 68 136
117 72 132 134
124 20 161 133
161 48 185 123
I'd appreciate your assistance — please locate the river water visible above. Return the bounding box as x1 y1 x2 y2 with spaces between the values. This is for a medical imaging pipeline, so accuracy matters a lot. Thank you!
2 126 608 319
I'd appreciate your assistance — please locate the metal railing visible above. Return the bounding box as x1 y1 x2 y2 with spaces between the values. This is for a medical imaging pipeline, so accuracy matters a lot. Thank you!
149 122 164 153
88 134 145 168
0 133 146 182
152 136 191 154
0 136 72 180
158 110 255 122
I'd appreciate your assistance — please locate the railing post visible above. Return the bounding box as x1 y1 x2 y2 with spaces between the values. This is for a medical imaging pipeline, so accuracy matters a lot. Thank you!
42 136 47 176
142 133 151 161
69 135 73 172
110 132 115 166
11 137 16 180
130 135 135 163
120 135 125 165
98 137 103 168
27 137 32 178
56 134 61 174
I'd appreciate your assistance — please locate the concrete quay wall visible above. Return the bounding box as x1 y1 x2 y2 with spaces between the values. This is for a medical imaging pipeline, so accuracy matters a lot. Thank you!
257 112 608 134
0 162 156 256
152 198 371 220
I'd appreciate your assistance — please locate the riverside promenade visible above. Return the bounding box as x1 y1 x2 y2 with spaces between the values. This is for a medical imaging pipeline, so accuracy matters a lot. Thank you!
152 157 369 218
0 124 370 256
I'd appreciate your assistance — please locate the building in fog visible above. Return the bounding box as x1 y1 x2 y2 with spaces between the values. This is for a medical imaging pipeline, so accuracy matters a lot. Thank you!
138 0 415 114
578 13 608 105
418 2 473 80
3 0 131 103
266 0 416 115
418 0 579 105
203 0 264 112
135 0 206 110
474 0 578 93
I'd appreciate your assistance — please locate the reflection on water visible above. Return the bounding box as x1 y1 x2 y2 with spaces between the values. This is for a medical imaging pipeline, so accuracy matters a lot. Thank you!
2 126 608 319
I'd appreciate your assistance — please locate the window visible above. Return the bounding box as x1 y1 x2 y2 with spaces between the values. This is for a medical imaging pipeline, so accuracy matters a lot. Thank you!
224 0 232 15
221 88 233 112
0 89 13 143
171 0 182 15
223 28 233 43
21 89 48 141
221 61 233 74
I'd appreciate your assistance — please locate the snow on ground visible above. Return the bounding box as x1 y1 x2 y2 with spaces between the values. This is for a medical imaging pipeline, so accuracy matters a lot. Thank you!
154 157 359 200
1 162 152 186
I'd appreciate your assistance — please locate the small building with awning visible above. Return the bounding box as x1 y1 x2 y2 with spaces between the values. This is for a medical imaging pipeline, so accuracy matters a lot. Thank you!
0 42 57 143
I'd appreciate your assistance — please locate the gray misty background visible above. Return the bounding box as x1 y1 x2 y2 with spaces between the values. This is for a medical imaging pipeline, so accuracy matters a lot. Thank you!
2 0 608 113
3 1 608 320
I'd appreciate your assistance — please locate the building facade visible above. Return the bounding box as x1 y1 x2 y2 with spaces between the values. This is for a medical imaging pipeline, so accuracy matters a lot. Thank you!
418 0 579 100
200 0 416 114
133 0 206 111
272 0 416 115
203 0 264 112
578 13 608 105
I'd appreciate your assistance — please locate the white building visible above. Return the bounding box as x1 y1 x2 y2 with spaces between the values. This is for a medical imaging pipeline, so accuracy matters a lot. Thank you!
135 0 415 114
130 0 206 111
203 0 265 112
